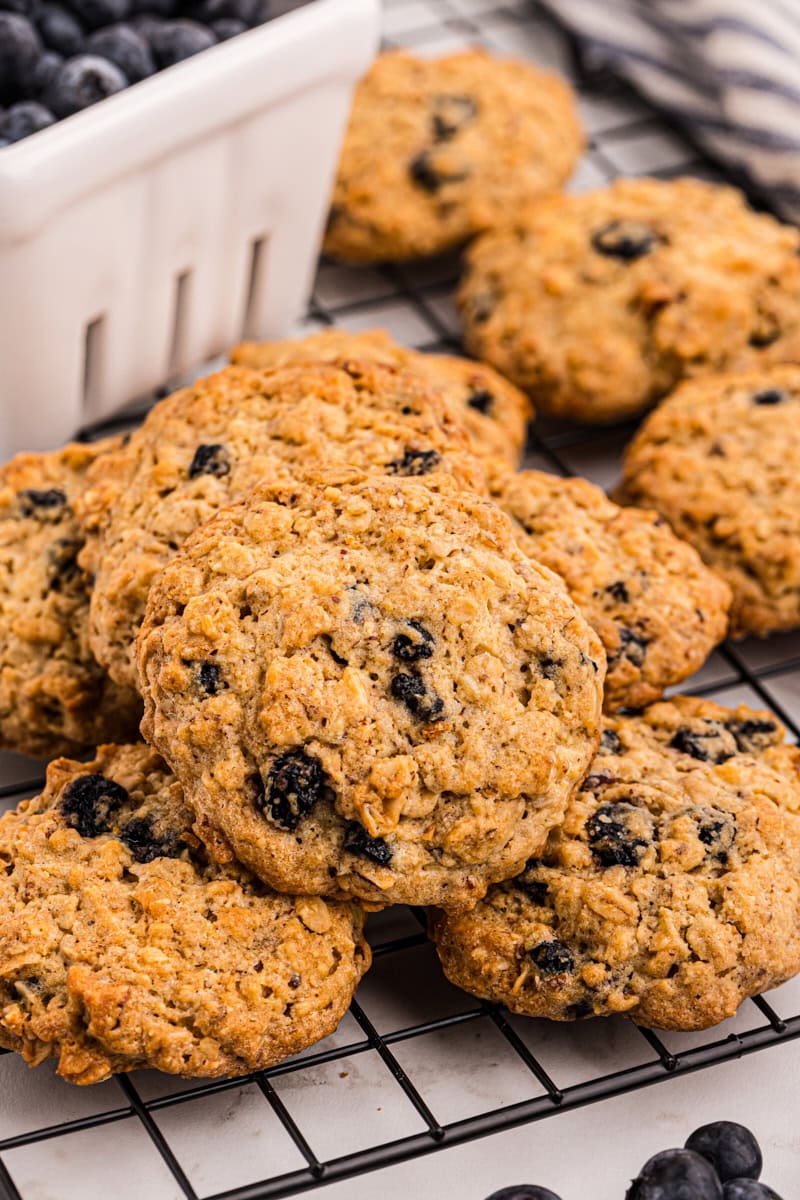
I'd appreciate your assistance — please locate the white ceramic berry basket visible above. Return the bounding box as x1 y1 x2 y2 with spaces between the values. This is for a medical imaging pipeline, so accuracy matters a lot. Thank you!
0 0 379 459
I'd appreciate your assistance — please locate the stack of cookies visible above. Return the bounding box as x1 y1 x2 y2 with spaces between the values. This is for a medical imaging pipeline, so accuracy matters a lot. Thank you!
3 44 800 1091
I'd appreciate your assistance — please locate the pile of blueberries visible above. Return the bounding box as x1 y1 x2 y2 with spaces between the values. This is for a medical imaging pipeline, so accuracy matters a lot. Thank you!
0 0 304 146
483 1122 785 1200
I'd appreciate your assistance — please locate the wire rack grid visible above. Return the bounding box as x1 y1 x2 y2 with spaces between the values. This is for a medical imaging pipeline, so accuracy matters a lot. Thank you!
3 2 800 1198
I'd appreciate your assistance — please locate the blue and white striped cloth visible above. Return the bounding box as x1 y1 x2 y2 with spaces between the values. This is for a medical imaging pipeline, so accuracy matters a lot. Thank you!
539 0 800 221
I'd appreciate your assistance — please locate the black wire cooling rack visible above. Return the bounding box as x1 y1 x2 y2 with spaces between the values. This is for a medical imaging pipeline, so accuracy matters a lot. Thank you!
3 2 800 1198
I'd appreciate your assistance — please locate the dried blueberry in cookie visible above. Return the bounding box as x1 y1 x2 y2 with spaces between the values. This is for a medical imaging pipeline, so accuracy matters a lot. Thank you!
260 749 331 831
60 773 129 838
188 443 230 479
591 219 662 261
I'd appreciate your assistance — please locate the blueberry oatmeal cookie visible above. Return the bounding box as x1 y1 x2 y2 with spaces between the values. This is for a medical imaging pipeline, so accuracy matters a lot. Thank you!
431 697 800 1030
137 472 605 910
78 360 485 692
617 366 800 638
232 327 533 469
459 178 800 423
492 469 731 711
0 743 370 1085
323 49 583 263
0 442 141 758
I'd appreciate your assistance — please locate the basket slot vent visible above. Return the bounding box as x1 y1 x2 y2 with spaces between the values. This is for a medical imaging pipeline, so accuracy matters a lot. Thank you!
82 315 106 415
166 269 193 379
241 234 268 340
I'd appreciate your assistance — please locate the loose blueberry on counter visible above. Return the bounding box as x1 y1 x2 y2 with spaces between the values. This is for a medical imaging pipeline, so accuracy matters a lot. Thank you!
67 0 131 30
484 1187 562 1200
149 18 216 66
45 53 127 116
686 1123 763 1183
2 99 55 140
36 1 83 54
184 0 260 22
0 0 42 16
60 773 129 838
87 23 155 81
626 1148 723 1199
129 0 176 15
0 13 43 103
723 1183 784 1199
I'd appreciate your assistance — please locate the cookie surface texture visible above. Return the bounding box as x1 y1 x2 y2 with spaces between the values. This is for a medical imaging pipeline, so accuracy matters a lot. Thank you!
0 743 369 1084
231 327 533 469
324 48 583 262
78 360 484 692
618 365 800 637
459 177 800 422
494 468 731 710
431 697 800 1030
0 441 141 757
138 473 605 909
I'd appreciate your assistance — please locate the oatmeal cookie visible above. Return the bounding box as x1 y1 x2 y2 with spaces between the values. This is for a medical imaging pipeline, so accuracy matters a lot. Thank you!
324 48 583 262
78 360 485 692
618 366 800 637
493 468 731 710
431 697 800 1030
137 472 605 910
231 327 533 468
0 743 369 1084
0 441 141 758
459 177 800 422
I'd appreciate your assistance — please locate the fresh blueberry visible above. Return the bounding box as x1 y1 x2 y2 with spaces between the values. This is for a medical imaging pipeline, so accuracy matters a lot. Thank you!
129 0 174 13
0 13 44 103
211 15 245 37
150 18 216 67
184 0 259 21
686 1123 762 1183
723 1183 783 1200
86 24 155 81
65 0 130 29
36 2 83 54
45 52 127 116
0 0 41 17
31 49 62 94
484 1188 563 1200
626 1149 723 1200
2 98 55 140
128 12 165 40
